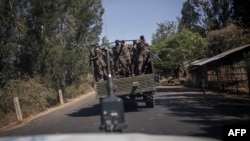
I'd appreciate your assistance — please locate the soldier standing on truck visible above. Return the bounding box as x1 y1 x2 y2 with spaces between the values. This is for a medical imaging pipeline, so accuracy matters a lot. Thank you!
89 44 99 81
136 35 147 75
118 40 131 77
107 47 115 77
142 43 152 74
131 40 138 75
90 44 107 81
99 46 107 80
113 40 121 78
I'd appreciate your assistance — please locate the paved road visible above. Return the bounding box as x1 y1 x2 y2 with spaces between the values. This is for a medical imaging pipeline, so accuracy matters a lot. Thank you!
0 86 249 140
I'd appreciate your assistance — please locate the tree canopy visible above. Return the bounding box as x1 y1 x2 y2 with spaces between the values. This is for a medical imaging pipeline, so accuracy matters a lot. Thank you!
0 0 104 88
151 28 207 70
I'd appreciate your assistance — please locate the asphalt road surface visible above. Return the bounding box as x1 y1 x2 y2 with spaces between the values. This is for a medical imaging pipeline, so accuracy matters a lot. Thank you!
0 86 249 140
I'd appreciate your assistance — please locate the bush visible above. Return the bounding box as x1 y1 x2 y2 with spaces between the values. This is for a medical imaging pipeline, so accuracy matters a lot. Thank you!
0 79 57 127
0 76 93 128
63 83 93 100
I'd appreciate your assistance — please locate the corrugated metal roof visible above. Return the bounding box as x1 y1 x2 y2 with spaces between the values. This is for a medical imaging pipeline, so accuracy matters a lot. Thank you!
192 44 250 66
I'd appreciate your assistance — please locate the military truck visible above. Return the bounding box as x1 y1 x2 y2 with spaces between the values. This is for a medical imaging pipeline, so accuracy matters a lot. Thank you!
92 40 159 108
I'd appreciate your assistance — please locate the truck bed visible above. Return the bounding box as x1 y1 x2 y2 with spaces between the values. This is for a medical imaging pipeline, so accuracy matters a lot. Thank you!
96 73 155 98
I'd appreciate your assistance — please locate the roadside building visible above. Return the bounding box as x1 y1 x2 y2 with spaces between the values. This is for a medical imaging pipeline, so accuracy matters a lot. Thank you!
188 44 250 94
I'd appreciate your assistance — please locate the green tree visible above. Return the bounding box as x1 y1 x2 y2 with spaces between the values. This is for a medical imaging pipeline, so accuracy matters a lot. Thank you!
43 0 104 88
207 23 250 56
151 29 207 77
179 0 234 36
179 0 202 33
152 21 178 44
0 0 104 89
233 0 250 29
0 0 27 86
204 0 233 30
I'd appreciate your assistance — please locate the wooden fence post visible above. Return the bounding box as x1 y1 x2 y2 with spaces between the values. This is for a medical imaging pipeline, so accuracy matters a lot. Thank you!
58 89 64 105
13 97 23 121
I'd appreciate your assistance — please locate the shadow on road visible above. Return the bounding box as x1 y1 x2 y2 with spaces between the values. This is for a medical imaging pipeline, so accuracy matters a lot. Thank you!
67 104 101 117
67 102 146 118
155 86 250 140
124 102 148 112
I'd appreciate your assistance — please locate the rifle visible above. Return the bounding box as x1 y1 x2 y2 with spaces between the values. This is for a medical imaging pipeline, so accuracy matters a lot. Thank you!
147 50 162 62
100 39 139 48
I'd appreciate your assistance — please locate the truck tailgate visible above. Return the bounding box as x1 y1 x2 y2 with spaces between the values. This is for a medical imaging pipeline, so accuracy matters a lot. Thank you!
96 74 155 98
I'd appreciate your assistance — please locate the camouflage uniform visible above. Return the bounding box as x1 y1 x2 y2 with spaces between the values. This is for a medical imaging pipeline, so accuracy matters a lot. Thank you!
90 45 106 81
118 40 131 76
89 45 99 81
131 40 138 75
107 48 115 77
112 40 121 77
142 43 152 74
136 36 147 75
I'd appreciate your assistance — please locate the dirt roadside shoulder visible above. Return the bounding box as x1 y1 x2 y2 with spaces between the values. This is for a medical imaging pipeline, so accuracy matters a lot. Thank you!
0 90 95 132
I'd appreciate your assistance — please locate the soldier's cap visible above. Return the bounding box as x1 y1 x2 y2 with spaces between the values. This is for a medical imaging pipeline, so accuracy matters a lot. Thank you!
115 40 120 43
133 40 137 44
140 35 145 40
121 40 125 43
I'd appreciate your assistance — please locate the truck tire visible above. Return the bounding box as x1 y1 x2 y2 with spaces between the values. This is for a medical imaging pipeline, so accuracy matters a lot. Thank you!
99 98 103 103
145 95 155 108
